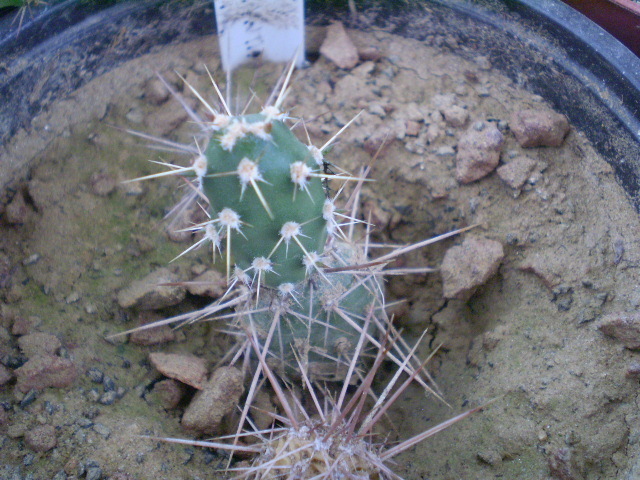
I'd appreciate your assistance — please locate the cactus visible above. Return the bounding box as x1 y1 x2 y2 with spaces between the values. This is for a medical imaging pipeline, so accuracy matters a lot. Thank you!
122 66 480 478
194 104 380 380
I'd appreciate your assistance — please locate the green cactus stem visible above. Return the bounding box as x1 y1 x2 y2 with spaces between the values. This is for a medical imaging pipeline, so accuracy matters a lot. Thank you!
201 111 328 288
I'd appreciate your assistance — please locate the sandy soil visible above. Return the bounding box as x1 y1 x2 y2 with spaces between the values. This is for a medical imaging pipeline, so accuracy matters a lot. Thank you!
1 24 639 480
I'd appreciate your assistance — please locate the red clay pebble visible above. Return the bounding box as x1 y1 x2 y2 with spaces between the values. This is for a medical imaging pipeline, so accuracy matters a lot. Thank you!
510 108 570 147
15 354 77 393
455 123 504 184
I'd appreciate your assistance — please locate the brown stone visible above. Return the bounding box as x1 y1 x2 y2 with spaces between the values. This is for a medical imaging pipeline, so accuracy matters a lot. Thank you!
455 124 504 184
130 312 176 346
151 379 185 409
442 105 469 128
5 191 29 224
18 332 61 357
144 77 171 105
25 424 57 452
117 268 186 310
598 313 640 349
181 366 244 435
441 236 505 301
186 270 227 298
89 172 117 197
497 156 537 189
320 22 359 69
11 316 35 336
149 352 208 389
510 108 570 147
0 364 12 385
15 355 77 393
405 120 421 137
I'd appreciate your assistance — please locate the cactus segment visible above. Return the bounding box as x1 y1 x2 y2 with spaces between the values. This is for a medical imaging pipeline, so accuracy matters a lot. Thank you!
239 242 378 381
202 113 328 287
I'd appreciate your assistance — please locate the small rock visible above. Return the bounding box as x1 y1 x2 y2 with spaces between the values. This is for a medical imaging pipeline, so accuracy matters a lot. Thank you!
181 366 244 435
510 108 570 147
86 367 104 383
320 22 359 69
18 332 61 357
125 107 144 124
130 311 176 346
251 389 277 431
425 123 440 143
455 123 504 184
150 379 185 409
76 417 93 428
86 466 102 480
0 364 13 385
11 316 34 335
20 389 38 408
102 375 116 392
359 46 382 62
110 472 135 480
24 425 57 452
497 156 537 189
92 423 111 438
98 391 117 406
22 253 40 266
65 291 81 304
15 354 77 393
186 270 227 298
23 453 35 466
7 422 26 438
363 131 394 157
117 268 186 310
405 120 421 137
0 406 8 426
89 173 116 197
597 313 640 349
145 98 195 136
548 447 580 480
5 191 29 225
442 105 469 128
518 252 565 289
474 55 491 70
149 352 208 390
441 236 505 301
63 458 79 475
626 361 640 377
144 77 170 105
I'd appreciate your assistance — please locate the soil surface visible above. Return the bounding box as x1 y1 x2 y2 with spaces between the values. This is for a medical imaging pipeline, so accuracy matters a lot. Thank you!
1 23 640 480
